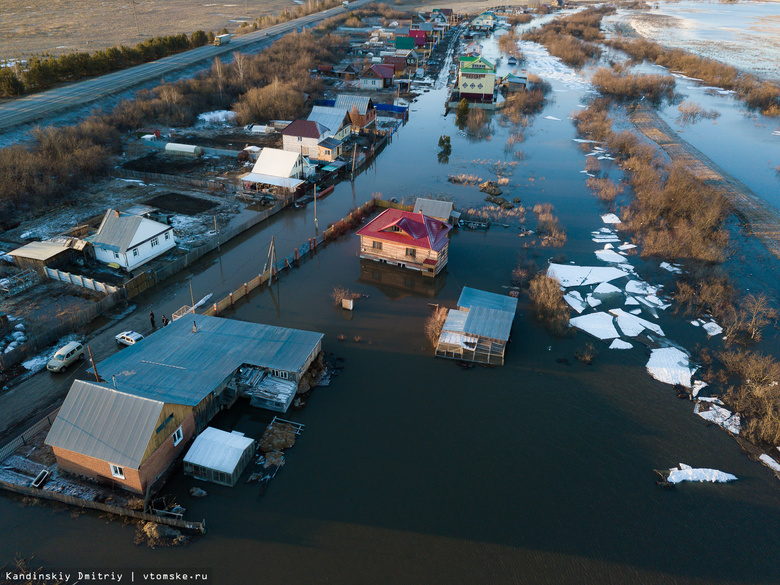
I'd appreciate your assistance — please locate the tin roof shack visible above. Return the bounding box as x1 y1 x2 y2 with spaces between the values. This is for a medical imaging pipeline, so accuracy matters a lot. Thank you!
183 427 255 487
356 208 451 277
435 287 518 366
239 148 312 196
8 240 76 275
334 95 376 130
413 198 459 224
45 381 196 495
91 208 176 272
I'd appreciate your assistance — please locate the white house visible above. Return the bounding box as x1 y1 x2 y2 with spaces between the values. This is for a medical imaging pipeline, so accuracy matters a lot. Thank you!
238 148 314 193
307 106 351 142
281 119 330 158
91 209 176 272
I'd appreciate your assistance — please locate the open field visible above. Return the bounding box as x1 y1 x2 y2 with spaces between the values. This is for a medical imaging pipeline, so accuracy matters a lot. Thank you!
0 0 291 58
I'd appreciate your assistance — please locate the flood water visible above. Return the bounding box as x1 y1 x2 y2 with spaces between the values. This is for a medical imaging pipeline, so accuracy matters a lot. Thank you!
2 19 780 585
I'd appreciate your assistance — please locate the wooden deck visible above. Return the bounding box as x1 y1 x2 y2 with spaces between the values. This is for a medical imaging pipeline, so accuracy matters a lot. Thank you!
631 105 780 259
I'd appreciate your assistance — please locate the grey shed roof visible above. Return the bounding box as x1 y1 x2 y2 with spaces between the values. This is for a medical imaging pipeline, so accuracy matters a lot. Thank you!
308 106 349 137
92 209 143 254
45 380 164 469
413 198 454 221
183 427 253 474
334 94 374 115
464 306 514 341
96 314 323 406
458 287 518 314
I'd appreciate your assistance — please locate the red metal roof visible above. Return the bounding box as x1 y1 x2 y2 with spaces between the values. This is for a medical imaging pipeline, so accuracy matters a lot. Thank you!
281 119 327 139
356 208 451 252
367 64 395 79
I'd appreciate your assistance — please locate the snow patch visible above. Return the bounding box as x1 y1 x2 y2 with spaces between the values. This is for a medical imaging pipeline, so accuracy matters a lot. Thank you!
646 347 694 387
609 339 632 350
570 312 620 340
198 110 236 124
759 454 780 472
692 380 707 397
667 463 737 484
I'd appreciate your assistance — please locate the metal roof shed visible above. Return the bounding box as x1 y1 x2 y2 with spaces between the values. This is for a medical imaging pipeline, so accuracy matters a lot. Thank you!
413 198 455 223
183 427 255 487
458 286 518 314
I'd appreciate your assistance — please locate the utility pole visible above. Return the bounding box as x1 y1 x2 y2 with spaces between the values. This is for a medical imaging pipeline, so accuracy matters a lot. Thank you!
313 183 318 232
131 0 141 36
189 277 195 308
351 142 357 177
263 237 276 284
87 346 100 383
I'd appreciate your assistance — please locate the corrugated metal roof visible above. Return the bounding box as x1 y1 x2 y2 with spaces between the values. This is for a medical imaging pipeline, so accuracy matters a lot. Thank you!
251 148 302 178
334 94 374 115
96 314 323 406
9 240 71 261
442 309 468 333
319 137 343 150
464 306 514 341
356 208 451 252
45 381 164 469
282 119 328 139
458 287 518 313
239 172 304 189
92 209 170 254
183 427 254 474
307 106 349 138
413 198 454 221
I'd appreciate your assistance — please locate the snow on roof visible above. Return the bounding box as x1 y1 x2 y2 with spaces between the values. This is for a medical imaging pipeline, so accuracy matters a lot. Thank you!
251 148 303 178
547 263 629 288
646 347 694 388
183 427 254 474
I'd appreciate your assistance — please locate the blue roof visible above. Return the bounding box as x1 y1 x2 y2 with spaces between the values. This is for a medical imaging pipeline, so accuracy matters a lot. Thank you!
95 314 323 406
458 287 518 313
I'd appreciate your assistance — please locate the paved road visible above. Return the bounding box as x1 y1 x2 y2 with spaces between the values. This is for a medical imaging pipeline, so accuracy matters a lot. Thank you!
0 0 369 132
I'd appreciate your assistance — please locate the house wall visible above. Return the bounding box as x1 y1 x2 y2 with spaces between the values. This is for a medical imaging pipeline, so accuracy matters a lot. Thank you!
95 226 175 272
52 445 145 493
360 77 383 90
348 108 377 129
141 403 195 462
282 134 320 158
137 411 196 493
458 72 495 98
358 235 448 275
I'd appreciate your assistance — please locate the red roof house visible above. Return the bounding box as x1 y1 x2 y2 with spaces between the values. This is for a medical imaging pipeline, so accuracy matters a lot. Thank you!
356 208 452 276
359 64 395 89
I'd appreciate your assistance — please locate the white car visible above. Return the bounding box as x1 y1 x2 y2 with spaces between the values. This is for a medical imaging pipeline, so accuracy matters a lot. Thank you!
47 341 85 373
115 331 144 346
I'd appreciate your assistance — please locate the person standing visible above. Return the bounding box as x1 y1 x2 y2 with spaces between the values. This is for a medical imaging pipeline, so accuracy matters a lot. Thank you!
161 315 168 327
149 310 156 329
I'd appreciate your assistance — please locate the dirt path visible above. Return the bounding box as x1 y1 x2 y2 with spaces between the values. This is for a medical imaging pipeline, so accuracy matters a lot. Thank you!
630 105 780 259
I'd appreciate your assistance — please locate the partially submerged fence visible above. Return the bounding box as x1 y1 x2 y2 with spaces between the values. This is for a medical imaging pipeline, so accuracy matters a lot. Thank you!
45 268 119 294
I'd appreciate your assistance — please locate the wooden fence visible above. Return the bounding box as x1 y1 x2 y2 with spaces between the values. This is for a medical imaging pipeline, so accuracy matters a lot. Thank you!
0 408 60 464
112 168 238 193
0 479 205 533
45 268 119 294
0 290 126 372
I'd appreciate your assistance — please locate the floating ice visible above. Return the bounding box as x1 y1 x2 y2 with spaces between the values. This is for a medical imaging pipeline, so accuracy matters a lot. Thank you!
629 308 642 315
547 263 629 288
610 308 665 337
593 236 621 243
570 312 620 340
586 294 601 308
698 397 724 404
692 380 708 397
594 282 621 295
601 213 621 224
595 249 626 263
564 291 587 314
694 403 741 434
609 339 633 350
626 280 658 295
618 243 637 251
691 320 701 327
625 296 640 306
646 347 694 387
667 463 737 484
544 115 561 121
759 454 780 472
660 262 683 274
641 295 671 310
702 321 723 336
572 138 600 143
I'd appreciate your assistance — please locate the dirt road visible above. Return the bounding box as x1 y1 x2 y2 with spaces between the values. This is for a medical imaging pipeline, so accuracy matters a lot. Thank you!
631 105 780 259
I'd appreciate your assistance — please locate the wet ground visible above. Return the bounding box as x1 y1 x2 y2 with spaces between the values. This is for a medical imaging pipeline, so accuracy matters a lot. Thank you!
1 14 780 585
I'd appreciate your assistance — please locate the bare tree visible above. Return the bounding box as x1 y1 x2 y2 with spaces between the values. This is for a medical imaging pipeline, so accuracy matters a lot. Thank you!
213 57 225 101
233 51 248 91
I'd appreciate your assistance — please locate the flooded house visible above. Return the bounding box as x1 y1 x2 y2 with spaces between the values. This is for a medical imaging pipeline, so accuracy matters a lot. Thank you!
457 55 496 104
434 287 518 365
356 208 451 277
89 208 176 272
45 315 323 493
281 119 332 158
359 64 395 89
412 198 460 224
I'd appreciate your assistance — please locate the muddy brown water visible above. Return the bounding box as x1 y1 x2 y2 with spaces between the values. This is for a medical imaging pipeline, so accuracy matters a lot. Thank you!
1 29 780 585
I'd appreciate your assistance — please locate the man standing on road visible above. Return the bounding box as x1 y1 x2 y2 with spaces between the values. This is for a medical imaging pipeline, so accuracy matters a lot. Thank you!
150 310 156 329
162 315 169 327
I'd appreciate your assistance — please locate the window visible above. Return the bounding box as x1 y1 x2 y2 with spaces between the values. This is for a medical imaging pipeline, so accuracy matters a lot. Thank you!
271 369 289 379
164 232 170 240
172 426 183 446
132 248 139 257
372 241 382 250
110 464 125 479
390 226 402 232
113 252 119 259
298 136 302 142
151 236 159 248
406 248 416 258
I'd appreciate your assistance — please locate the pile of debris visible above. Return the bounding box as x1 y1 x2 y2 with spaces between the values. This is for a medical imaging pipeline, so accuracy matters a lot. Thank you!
134 521 189 548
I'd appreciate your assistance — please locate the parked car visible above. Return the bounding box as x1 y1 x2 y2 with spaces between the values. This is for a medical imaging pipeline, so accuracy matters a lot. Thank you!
47 341 85 373
115 331 144 347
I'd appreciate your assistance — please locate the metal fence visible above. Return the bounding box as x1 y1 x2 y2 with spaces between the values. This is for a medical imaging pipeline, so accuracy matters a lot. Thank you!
0 408 60 464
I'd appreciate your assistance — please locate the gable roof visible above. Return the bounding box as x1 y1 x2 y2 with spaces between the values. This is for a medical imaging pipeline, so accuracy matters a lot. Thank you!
92 209 170 254
364 64 394 79
383 56 407 71
281 119 328 139
434 8 453 16
334 94 374 115
356 208 451 251
459 55 495 73
45 381 164 469
307 106 349 136
413 198 454 221
95 314 324 406
395 36 416 50
458 286 518 313
251 148 303 178
9 240 71 262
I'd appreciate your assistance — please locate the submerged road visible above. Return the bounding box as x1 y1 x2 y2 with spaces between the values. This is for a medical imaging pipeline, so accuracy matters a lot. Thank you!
0 0 369 133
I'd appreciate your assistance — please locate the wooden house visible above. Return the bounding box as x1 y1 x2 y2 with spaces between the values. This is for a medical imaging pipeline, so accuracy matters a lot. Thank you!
356 208 452 277
360 64 394 89
334 95 377 130
91 208 176 272
457 55 496 103
435 287 518 365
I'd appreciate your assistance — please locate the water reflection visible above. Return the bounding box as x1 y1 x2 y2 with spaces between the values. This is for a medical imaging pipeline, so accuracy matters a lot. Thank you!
358 258 447 299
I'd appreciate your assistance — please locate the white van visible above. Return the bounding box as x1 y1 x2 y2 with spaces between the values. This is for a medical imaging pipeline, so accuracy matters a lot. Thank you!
47 341 85 373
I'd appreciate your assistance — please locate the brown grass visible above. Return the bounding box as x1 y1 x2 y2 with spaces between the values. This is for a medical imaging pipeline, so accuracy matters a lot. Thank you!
425 306 448 347
528 273 570 335
591 66 675 103
522 7 613 68
330 286 360 307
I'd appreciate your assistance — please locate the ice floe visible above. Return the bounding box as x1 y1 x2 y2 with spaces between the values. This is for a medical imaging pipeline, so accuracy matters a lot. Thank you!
626 280 659 295
601 213 621 224
586 294 601 308
667 463 737 484
625 296 640 306
593 282 621 295
702 321 723 336
618 243 637 251
759 454 780 472
595 248 626 263
694 403 741 434
570 312 620 339
564 291 587 313
609 339 633 350
646 347 695 387
660 262 683 274
610 308 665 337
547 264 629 288
692 380 708 397
544 115 562 121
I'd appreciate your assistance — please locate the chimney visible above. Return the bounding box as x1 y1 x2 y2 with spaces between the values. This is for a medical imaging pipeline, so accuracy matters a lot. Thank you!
193 320 197 333
114 209 120 218
112 375 117 389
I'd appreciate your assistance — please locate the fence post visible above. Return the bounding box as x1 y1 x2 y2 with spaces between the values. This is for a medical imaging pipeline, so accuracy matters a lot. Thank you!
244 283 248 295
295 248 299 262
230 292 234 308
213 303 219 316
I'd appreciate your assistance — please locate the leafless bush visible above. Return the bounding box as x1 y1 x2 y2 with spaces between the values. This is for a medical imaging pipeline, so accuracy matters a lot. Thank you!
584 157 601 175
501 87 549 124
586 177 623 202
448 174 481 185
529 273 570 334
592 66 675 103
424 306 448 347
575 343 598 364
330 286 360 307
508 14 533 25
673 271 734 317
498 29 523 59
533 203 567 247
721 293 777 344
512 255 539 288
232 78 306 125
676 101 720 125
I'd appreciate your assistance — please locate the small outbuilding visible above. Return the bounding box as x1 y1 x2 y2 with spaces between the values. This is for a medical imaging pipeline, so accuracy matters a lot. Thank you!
413 198 459 224
8 240 76 274
165 143 204 157
183 427 255 487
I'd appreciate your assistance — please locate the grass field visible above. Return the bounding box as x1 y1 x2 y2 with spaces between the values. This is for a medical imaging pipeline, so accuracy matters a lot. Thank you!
0 0 292 58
